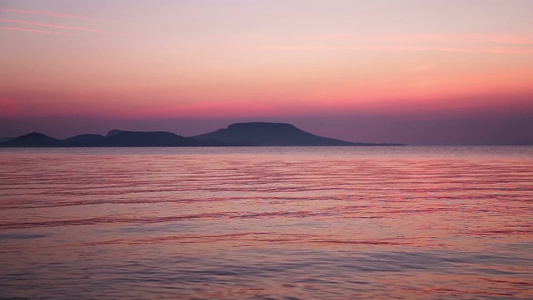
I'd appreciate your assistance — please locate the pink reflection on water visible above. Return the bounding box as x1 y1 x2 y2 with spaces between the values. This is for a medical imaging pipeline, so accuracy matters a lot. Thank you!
0 147 531 298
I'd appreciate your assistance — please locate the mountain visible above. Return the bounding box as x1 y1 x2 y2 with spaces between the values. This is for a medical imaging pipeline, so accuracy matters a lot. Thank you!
0 123 404 147
64 134 106 145
106 129 123 137
0 137 13 143
0 130 236 147
0 132 65 147
101 130 199 147
193 122 391 146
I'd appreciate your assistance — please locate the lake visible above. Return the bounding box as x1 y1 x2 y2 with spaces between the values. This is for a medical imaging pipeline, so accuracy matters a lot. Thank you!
0 146 532 299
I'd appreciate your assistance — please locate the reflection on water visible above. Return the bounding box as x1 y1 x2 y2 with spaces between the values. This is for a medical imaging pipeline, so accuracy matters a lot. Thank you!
0 146 532 299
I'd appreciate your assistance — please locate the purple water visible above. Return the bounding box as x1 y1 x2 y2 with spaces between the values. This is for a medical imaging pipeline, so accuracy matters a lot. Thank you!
0 146 532 299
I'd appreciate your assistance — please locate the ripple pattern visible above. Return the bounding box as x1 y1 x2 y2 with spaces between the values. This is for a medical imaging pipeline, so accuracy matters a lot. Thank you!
0 146 532 299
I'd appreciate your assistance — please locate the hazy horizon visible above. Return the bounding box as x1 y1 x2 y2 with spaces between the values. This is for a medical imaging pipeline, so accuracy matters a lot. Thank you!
1 117 533 146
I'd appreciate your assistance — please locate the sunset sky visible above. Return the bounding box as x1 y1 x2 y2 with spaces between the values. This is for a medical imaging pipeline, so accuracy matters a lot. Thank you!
1 0 532 144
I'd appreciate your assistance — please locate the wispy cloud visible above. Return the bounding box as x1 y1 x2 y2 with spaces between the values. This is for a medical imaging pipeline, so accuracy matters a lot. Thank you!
0 18 97 32
0 7 97 21
389 34 533 45
0 18 133 36
256 45 533 54
236 32 533 54
298 33 533 45
0 7 135 36
0 25 72 35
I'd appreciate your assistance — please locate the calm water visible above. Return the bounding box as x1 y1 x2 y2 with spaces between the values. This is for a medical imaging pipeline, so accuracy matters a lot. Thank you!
0 146 532 299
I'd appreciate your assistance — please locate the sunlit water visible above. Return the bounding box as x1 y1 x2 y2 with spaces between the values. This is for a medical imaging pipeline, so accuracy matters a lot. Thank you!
0 146 532 299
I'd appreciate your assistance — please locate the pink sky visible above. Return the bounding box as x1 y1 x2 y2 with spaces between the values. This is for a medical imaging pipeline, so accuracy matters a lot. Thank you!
1 0 532 144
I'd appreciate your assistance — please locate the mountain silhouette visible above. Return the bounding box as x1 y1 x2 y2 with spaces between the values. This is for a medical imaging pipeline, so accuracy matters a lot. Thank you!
0 130 237 147
0 132 65 147
193 122 395 146
65 134 106 145
0 123 403 147
106 129 123 137
102 130 199 147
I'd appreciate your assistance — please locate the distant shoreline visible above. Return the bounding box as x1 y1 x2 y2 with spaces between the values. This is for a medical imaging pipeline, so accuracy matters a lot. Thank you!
0 122 405 147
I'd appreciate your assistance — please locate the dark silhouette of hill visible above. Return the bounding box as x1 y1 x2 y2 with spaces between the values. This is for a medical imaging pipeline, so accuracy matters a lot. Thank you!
101 130 199 147
0 137 13 143
0 123 403 147
194 122 399 146
106 129 123 137
0 132 66 147
0 130 240 147
65 134 106 145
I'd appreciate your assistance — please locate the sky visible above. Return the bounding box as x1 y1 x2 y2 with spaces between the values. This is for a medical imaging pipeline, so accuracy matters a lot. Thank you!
1 0 532 145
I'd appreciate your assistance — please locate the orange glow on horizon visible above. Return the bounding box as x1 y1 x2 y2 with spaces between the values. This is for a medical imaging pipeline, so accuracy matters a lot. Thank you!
0 0 532 133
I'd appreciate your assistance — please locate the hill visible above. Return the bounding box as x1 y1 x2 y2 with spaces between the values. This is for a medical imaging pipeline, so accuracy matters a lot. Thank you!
0 123 404 147
101 130 199 147
0 130 237 147
64 134 106 145
193 122 395 146
0 137 13 143
0 132 66 147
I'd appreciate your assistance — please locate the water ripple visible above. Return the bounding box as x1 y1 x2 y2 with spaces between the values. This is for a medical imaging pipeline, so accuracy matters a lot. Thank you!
0 146 532 299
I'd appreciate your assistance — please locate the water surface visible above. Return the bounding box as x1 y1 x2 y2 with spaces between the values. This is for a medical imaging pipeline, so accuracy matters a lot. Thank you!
0 146 532 299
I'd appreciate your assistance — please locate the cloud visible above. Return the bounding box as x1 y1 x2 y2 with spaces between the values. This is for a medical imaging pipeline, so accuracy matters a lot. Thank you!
389 34 533 45
0 25 72 35
272 33 533 46
0 6 135 36
236 32 533 54
0 7 97 21
0 18 97 32
257 45 533 54
0 18 133 36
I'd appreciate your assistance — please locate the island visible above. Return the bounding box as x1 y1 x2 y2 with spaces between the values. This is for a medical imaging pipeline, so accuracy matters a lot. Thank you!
0 122 404 147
